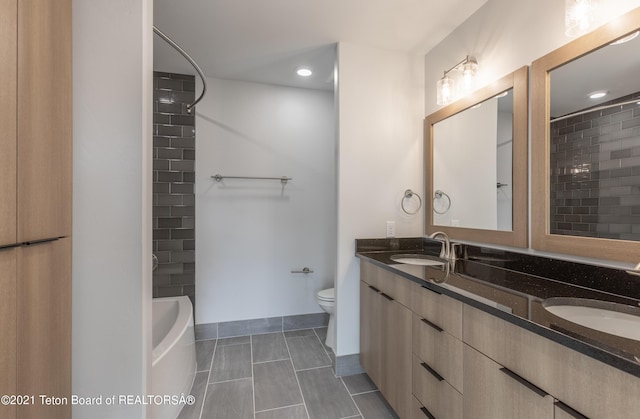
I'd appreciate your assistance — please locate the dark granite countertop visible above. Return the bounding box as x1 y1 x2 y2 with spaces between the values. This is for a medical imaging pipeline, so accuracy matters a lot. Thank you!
356 237 640 378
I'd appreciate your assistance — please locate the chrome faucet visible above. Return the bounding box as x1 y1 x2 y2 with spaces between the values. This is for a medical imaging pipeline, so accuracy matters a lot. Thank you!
429 231 451 260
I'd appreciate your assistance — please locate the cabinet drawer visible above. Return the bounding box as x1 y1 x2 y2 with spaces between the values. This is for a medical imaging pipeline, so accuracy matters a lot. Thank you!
361 261 414 308
412 284 462 339
412 355 462 419
412 314 463 392
463 304 640 418
463 344 554 419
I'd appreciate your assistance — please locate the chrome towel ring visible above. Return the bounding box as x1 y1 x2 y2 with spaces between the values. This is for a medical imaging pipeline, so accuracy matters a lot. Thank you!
401 189 422 215
433 190 451 214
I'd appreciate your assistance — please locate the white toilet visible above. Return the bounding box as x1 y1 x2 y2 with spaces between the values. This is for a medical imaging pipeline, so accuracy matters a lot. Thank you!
316 288 335 351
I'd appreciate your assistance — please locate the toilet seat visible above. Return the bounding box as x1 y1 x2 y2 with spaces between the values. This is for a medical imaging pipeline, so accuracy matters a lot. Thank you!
317 288 335 302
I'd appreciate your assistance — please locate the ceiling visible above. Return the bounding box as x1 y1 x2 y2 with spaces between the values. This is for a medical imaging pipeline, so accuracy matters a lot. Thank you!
153 0 488 91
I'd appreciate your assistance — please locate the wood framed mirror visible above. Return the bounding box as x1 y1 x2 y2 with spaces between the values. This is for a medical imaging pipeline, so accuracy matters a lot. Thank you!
531 7 640 262
425 66 528 247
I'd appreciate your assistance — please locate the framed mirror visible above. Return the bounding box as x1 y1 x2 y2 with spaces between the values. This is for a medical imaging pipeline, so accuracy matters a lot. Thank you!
425 66 528 248
531 7 640 262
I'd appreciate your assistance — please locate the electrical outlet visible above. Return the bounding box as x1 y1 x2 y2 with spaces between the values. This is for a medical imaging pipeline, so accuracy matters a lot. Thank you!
386 221 396 238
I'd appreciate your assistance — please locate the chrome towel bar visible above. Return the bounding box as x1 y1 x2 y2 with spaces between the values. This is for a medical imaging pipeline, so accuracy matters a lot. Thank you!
212 174 292 184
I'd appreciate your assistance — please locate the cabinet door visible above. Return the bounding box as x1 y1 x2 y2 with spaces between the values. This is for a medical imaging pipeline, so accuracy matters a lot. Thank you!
379 292 412 419
0 0 17 246
360 281 382 387
463 345 554 419
0 248 17 419
17 0 72 242
17 238 71 419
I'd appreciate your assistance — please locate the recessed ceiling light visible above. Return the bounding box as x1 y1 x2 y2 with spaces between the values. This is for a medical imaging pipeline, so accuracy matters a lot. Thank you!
494 91 509 99
296 67 313 77
588 90 608 99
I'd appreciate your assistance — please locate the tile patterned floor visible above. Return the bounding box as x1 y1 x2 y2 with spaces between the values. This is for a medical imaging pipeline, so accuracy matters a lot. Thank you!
178 327 398 419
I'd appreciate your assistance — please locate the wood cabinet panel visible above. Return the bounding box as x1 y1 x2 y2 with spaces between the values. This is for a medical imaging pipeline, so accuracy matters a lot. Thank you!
412 284 462 339
17 238 71 419
413 355 462 419
463 344 554 419
392 299 413 419
463 304 640 418
17 0 72 242
0 248 17 419
0 0 17 246
413 314 463 392
360 263 413 418
360 281 381 387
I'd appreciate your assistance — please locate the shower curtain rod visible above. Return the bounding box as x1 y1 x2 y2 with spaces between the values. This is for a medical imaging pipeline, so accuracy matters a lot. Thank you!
153 26 207 113
551 97 640 122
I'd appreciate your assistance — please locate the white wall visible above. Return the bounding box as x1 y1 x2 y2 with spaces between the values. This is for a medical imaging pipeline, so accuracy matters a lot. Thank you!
433 101 498 229
195 77 336 324
73 0 152 417
336 43 425 357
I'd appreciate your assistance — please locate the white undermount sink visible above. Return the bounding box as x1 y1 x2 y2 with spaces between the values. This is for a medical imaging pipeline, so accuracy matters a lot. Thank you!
389 254 445 267
543 298 640 342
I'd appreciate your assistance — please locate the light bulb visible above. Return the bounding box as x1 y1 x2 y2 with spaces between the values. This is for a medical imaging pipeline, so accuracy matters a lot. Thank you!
437 75 455 106
461 58 478 95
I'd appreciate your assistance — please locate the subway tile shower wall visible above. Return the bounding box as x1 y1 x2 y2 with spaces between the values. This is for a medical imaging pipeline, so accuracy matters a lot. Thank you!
153 72 196 306
550 92 640 241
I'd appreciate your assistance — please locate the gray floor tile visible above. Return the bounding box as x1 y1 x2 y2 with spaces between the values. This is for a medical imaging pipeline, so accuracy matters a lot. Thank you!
313 327 328 343
352 392 398 419
210 343 252 382
255 404 308 419
254 360 303 411
287 335 332 370
177 372 208 419
196 339 217 372
341 373 377 395
217 335 251 346
252 332 290 363
201 378 254 419
297 367 359 419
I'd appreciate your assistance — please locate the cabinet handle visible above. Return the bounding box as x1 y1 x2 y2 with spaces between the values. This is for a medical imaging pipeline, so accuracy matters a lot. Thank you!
420 317 443 333
421 362 444 382
419 406 436 419
499 367 547 398
368 285 380 293
421 285 441 295
554 401 588 419
380 292 394 301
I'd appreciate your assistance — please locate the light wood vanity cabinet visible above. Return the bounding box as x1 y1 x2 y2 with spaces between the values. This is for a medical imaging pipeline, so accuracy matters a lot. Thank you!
360 263 413 419
361 260 640 419
464 304 640 418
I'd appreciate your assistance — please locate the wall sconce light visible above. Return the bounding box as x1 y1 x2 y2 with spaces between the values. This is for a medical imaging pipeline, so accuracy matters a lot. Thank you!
436 55 478 106
565 0 601 37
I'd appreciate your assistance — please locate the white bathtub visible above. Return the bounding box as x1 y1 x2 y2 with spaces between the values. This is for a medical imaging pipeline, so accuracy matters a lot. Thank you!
152 296 196 419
